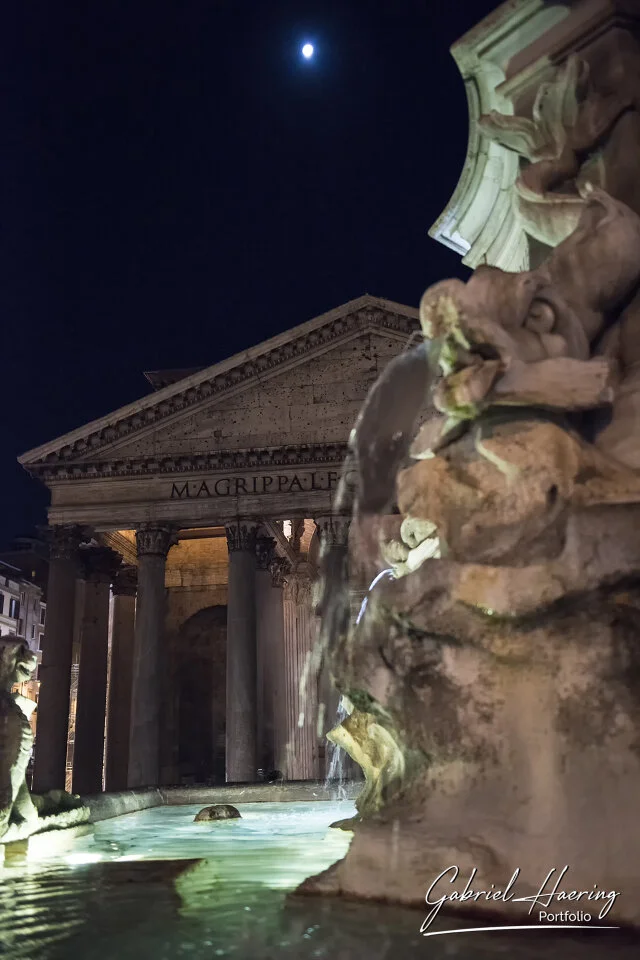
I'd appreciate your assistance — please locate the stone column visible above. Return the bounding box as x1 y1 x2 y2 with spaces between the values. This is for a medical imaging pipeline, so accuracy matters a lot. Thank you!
270 557 290 775
105 565 137 792
255 536 280 775
314 516 351 778
72 547 122 796
225 519 259 782
128 524 177 789
282 562 319 781
33 525 86 793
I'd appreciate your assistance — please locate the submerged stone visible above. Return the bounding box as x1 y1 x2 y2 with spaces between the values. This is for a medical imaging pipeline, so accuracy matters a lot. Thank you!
193 804 241 822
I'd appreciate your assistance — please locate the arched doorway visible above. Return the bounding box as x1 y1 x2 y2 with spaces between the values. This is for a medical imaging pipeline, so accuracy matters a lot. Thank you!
175 605 226 784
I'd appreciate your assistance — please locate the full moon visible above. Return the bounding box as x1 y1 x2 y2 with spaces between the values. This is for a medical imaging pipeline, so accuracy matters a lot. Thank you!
302 43 314 59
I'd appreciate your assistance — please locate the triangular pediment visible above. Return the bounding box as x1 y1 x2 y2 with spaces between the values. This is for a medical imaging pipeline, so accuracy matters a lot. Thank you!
20 295 419 481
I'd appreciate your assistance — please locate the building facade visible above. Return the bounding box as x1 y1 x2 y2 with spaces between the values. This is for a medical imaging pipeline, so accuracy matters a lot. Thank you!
19 295 419 793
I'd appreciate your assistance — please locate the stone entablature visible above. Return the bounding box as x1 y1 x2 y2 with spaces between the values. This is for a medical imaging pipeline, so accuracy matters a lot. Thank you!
29 442 348 482
44 463 350 529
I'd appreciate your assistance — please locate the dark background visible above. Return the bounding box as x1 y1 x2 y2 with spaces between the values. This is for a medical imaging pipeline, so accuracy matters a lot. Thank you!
0 0 498 544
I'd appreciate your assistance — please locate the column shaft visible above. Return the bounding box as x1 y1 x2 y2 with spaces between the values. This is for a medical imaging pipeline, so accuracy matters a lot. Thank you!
256 567 271 773
32 527 84 793
270 559 289 775
72 555 115 795
282 566 319 780
105 567 137 791
128 525 176 789
225 521 258 782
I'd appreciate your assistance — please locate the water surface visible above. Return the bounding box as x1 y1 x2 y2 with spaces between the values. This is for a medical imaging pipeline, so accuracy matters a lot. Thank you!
1 800 638 960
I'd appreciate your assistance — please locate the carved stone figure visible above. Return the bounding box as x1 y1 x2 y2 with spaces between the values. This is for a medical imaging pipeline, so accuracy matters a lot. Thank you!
0 639 40 839
479 55 637 247
0 637 90 844
304 189 640 926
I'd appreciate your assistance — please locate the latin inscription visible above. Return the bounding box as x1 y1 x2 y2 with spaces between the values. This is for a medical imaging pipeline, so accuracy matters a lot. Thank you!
170 470 343 500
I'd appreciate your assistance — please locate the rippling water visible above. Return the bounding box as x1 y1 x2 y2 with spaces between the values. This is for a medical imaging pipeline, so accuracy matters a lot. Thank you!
1 801 638 960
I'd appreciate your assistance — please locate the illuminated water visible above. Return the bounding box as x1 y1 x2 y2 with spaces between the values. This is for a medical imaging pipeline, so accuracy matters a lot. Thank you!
1 801 638 960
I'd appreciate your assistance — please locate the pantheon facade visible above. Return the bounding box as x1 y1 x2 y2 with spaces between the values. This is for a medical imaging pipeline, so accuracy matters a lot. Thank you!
19 295 419 793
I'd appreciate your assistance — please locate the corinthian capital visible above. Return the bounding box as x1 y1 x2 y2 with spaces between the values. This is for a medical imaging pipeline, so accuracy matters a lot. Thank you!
225 520 259 553
269 556 291 588
315 515 351 547
136 524 178 558
283 563 314 605
47 524 92 561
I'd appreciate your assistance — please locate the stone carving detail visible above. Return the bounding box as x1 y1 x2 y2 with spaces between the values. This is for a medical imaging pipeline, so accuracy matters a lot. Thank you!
479 54 636 247
307 188 640 925
111 564 138 597
0 639 39 839
31 442 349 481
225 520 259 553
283 569 313 606
0 639 89 843
136 524 178 558
46 524 91 561
26 306 418 470
269 556 290 588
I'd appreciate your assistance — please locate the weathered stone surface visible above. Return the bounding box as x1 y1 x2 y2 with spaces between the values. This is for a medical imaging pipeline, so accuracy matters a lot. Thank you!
309 182 640 924
301 550 640 925
193 804 241 821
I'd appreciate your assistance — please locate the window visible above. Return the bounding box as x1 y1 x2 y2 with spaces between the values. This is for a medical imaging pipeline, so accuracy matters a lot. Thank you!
31 624 35 640
40 607 46 626
0 593 4 615
9 598 20 619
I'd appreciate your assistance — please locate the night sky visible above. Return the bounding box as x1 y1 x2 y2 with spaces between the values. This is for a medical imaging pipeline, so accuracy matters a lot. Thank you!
1 0 498 544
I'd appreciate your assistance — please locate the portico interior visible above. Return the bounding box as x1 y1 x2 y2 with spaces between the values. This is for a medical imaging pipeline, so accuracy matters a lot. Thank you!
19 295 419 791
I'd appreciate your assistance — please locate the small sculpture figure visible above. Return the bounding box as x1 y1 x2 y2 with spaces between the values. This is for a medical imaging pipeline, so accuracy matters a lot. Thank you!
193 804 241 822
0 637 90 843
0 638 40 839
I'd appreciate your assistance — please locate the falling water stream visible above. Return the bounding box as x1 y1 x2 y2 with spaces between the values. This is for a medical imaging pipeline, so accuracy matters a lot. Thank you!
324 700 348 800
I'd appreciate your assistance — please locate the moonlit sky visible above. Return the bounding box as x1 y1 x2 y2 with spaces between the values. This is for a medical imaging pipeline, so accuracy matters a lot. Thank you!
0 0 498 543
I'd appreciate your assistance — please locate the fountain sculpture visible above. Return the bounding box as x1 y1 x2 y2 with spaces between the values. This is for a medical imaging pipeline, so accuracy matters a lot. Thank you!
303 34 640 923
0 637 89 844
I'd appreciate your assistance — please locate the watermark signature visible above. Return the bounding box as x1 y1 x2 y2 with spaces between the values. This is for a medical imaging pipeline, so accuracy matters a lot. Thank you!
420 866 621 938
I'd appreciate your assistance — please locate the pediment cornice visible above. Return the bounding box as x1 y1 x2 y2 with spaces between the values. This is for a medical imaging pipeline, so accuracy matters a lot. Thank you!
28 441 348 482
20 295 418 470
